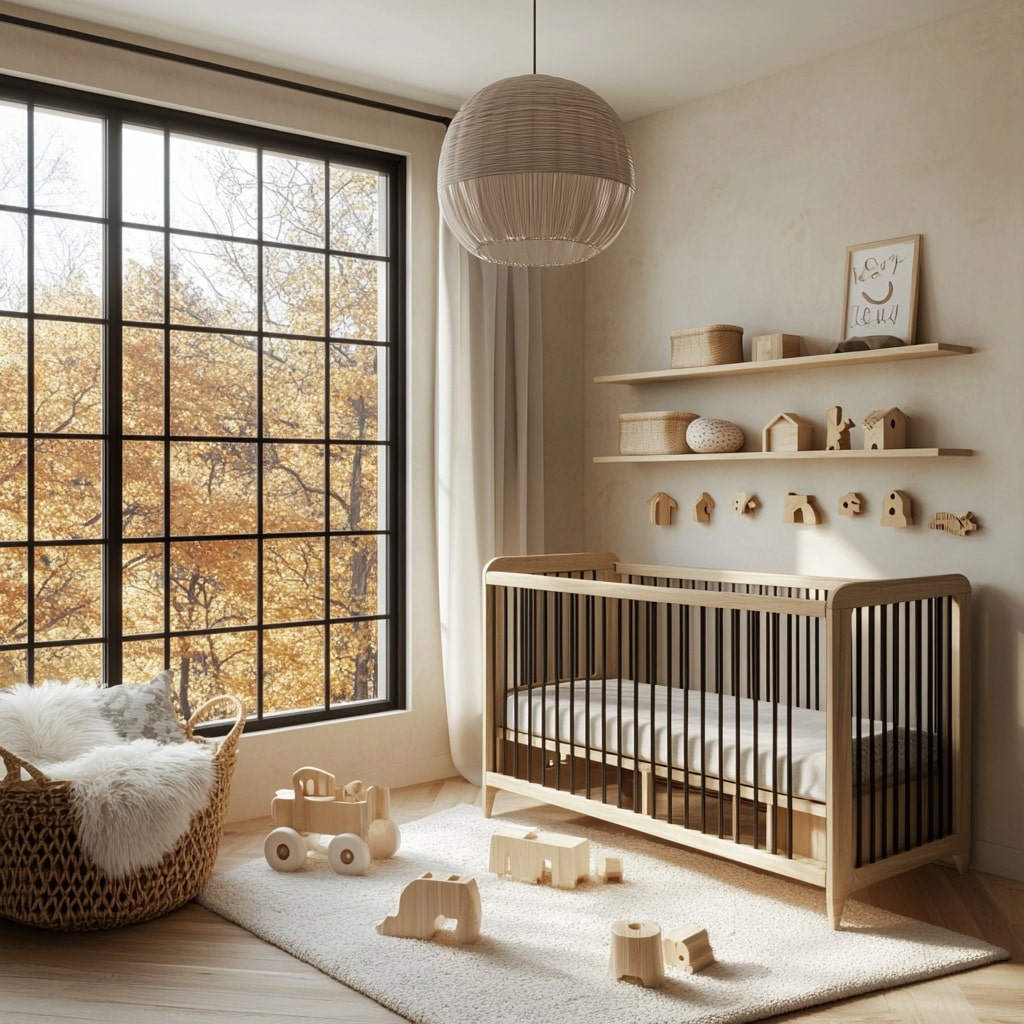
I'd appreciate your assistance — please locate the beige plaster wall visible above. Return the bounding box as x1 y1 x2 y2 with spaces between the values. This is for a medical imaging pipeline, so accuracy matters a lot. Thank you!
0 4 457 820
580 0 1024 878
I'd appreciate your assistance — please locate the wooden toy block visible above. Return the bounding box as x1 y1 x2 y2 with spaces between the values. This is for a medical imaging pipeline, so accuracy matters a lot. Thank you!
825 406 855 451
863 407 909 450
881 490 913 527
692 492 715 524
596 855 623 883
928 511 978 536
838 492 864 516
751 333 801 361
762 412 812 452
783 492 821 525
488 828 590 889
662 922 715 974
610 919 664 988
377 872 482 944
647 491 678 526
732 492 760 516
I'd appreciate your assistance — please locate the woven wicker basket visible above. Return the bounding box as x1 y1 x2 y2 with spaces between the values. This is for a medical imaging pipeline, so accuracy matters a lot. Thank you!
0 694 244 931
619 411 699 455
670 325 744 368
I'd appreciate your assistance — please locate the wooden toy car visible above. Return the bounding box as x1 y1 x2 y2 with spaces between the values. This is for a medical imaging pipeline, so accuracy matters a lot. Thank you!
263 766 401 874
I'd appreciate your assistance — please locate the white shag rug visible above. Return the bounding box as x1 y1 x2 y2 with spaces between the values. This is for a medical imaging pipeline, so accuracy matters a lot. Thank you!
198 804 1007 1024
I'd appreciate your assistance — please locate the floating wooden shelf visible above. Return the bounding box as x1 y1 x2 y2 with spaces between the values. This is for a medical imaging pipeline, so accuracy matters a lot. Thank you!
595 448 973 464
593 342 972 385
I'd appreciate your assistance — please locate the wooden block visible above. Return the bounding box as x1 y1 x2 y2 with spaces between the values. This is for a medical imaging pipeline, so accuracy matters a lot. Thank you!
662 923 715 974
596 855 623 883
881 490 913 527
752 333 801 361
783 492 821 525
489 829 590 889
762 413 812 452
376 872 481 944
610 919 664 988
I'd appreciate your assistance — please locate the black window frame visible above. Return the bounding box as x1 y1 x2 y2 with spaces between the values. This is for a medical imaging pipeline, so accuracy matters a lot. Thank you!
0 73 407 732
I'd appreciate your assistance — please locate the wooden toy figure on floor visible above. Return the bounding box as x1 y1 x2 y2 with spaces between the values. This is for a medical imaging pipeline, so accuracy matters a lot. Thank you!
489 825 590 889
377 872 482 944
264 767 401 875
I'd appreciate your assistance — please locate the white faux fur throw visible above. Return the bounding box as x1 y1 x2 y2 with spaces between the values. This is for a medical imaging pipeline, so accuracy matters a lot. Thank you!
43 739 216 877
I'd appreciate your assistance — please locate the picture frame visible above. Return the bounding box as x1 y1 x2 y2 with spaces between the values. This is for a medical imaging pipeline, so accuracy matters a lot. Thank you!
841 234 921 345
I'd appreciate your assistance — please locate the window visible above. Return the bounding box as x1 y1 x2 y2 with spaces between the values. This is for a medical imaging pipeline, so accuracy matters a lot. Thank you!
0 77 406 730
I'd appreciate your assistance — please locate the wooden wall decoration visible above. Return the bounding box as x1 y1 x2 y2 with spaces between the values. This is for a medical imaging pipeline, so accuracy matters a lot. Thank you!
863 407 909 450
838 492 864 516
647 491 678 526
732 492 760 516
783 492 821 525
881 489 913 527
762 413 813 452
825 406 855 451
928 511 979 536
692 492 715 523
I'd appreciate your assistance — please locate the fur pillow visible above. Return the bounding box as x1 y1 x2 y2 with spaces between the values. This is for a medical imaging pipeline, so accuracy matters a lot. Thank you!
44 738 216 877
95 669 186 744
0 680 120 768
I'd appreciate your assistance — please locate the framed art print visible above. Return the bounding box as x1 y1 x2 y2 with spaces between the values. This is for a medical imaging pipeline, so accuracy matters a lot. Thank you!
841 234 921 344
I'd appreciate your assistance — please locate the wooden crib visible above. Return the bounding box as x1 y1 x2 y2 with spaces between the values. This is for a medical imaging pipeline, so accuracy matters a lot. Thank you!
482 552 971 927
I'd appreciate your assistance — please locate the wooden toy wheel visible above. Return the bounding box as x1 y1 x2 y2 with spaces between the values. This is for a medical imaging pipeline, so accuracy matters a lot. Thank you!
367 818 401 859
327 833 371 875
264 827 306 872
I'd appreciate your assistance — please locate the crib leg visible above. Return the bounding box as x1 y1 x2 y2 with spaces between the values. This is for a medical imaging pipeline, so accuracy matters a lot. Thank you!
482 785 498 819
826 877 849 930
952 852 969 874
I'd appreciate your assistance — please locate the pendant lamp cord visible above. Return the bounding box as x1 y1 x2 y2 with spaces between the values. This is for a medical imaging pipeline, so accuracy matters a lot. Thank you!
533 0 537 74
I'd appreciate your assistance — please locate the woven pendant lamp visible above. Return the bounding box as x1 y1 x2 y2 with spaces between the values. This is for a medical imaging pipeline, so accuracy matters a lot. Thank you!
438 71 635 266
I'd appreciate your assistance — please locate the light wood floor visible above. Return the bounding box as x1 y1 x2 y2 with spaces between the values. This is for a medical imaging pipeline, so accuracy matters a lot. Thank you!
1 777 1021 1023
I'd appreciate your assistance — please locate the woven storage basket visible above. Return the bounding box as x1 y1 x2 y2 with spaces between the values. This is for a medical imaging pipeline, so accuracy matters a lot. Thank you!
619 411 699 455
670 324 744 368
0 694 243 931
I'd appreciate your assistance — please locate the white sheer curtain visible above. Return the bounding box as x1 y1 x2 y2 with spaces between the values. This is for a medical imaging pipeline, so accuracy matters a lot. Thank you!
436 223 544 784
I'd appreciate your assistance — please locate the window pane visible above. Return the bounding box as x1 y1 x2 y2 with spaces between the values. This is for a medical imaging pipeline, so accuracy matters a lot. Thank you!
34 215 103 318
34 642 103 684
0 211 28 312
0 648 27 688
34 438 102 541
123 328 165 435
122 541 164 636
330 165 385 256
0 317 28 431
169 332 257 437
0 439 27 542
263 246 324 335
169 235 257 331
264 337 324 438
34 108 103 217
263 536 324 624
170 135 257 238
330 256 384 341
33 320 103 434
263 624 324 713
34 544 103 641
169 539 257 631
169 441 257 536
0 100 27 207
263 442 324 533
123 440 164 538
330 620 378 702
329 443 379 532
263 152 324 246
123 227 165 322
330 535 380 617
173 630 256 719
330 343 381 440
122 124 165 225
0 545 28 643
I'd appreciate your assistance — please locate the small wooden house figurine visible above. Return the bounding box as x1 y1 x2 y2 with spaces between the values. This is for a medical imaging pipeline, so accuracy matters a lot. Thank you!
647 491 678 526
863 407 910 450
692 492 715 523
762 413 812 452
881 490 914 527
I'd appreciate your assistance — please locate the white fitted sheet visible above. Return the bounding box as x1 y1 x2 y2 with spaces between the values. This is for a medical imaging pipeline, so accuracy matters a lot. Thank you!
505 680 931 804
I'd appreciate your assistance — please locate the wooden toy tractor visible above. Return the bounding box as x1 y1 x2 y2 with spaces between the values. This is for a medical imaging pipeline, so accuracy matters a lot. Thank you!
263 766 401 874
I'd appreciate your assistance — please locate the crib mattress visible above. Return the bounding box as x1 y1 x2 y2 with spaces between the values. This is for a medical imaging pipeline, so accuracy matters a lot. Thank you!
505 680 932 804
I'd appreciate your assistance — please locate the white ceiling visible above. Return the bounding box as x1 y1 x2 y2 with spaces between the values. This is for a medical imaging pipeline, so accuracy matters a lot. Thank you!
8 0 994 121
